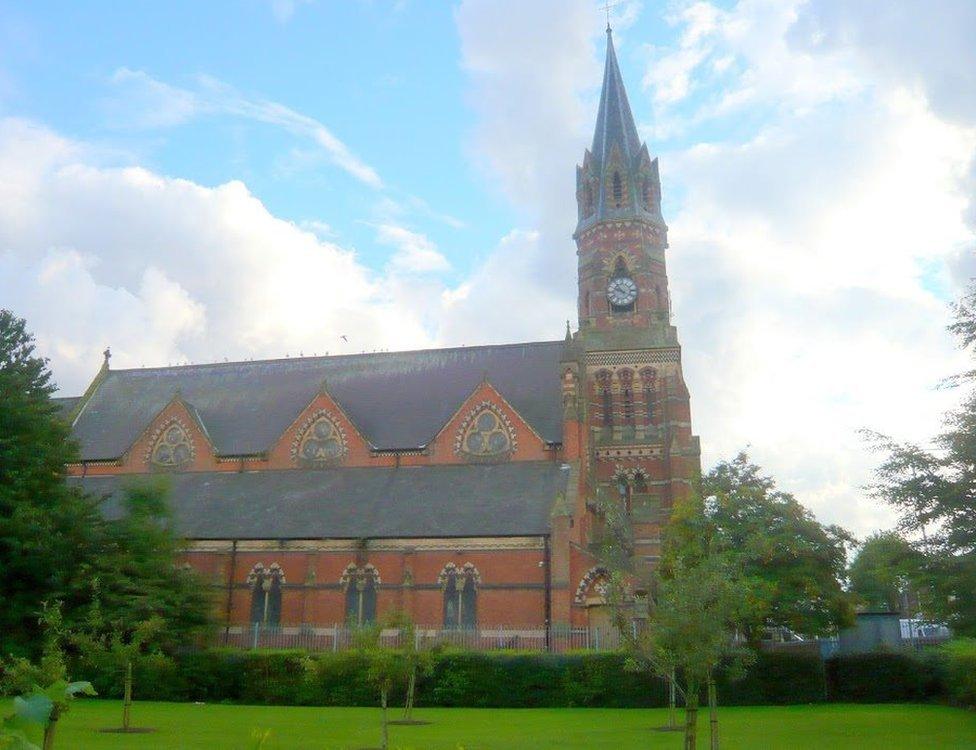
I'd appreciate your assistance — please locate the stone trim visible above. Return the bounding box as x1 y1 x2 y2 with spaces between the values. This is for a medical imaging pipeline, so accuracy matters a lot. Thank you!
183 536 546 553
584 349 680 367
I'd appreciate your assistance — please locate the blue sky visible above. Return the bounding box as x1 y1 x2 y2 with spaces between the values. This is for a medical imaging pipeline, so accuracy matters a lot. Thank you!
1 0 974 534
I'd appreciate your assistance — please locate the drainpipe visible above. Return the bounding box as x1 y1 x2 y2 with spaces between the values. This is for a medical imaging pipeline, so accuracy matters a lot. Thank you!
224 540 238 642
543 535 552 652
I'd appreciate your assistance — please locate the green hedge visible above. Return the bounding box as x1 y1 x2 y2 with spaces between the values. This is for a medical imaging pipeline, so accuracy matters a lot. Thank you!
64 648 946 708
824 652 943 703
941 639 976 707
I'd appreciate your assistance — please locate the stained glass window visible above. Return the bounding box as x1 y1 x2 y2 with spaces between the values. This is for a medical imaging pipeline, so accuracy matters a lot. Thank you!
248 563 284 627
442 565 478 630
460 407 511 458
150 421 193 468
295 413 346 465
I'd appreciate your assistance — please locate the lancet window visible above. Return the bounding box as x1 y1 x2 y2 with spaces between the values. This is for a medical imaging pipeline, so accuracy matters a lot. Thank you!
248 563 284 627
439 562 480 630
341 564 379 626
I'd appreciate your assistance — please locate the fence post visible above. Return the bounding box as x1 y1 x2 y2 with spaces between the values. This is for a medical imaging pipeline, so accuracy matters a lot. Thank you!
594 627 601 650
333 623 339 652
252 621 260 649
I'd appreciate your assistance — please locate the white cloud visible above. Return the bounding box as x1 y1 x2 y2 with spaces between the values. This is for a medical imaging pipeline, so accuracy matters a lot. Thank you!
0 118 433 391
374 223 450 273
108 69 383 188
451 0 976 536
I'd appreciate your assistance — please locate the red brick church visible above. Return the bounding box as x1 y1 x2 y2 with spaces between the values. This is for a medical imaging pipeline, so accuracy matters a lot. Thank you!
60 30 699 634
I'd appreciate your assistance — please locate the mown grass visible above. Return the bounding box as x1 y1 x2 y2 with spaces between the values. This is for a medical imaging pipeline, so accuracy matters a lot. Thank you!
14 701 976 749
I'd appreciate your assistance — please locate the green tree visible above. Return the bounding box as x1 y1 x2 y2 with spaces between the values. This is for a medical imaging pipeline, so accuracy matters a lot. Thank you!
703 453 856 639
86 479 213 651
0 310 104 657
848 531 926 613
0 310 213 656
596 487 751 750
862 280 976 636
355 610 416 750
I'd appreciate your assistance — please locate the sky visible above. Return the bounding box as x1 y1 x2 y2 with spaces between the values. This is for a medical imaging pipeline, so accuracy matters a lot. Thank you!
1 0 974 537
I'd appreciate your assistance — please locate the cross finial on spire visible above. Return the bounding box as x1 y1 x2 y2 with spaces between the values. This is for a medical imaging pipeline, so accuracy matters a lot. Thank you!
603 0 621 32
102 347 111 370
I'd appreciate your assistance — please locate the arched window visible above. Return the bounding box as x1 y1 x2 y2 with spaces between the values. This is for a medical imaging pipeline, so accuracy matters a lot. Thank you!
640 368 656 425
612 172 623 207
597 370 613 428
619 370 634 425
247 563 284 627
440 563 480 630
584 184 594 216
633 471 648 494
616 473 633 514
641 177 651 209
342 564 379 626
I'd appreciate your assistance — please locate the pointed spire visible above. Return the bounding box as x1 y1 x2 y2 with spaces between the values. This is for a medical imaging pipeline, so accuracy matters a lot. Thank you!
591 28 641 169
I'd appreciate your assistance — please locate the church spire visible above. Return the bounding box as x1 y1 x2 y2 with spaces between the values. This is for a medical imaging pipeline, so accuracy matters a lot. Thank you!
576 28 662 234
591 28 641 169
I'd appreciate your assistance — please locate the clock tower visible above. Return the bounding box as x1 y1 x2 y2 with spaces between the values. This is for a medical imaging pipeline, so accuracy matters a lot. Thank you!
566 27 700 574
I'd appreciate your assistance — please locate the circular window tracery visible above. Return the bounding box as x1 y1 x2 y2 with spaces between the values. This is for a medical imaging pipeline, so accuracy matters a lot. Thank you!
455 403 515 460
292 411 347 466
148 419 194 468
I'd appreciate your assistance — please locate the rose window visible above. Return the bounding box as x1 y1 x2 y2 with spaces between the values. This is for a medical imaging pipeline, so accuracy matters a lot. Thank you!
295 414 346 465
460 407 512 457
151 422 193 468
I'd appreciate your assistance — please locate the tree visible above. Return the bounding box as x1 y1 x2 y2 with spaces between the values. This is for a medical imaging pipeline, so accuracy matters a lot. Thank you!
0 603 96 750
703 453 856 639
848 531 926 613
0 310 107 657
0 310 212 655
862 280 976 636
85 479 213 651
596 487 752 750
355 610 416 750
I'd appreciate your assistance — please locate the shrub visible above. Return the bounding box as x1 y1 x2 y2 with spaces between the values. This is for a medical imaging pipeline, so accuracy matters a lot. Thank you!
942 639 976 708
718 651 826 705
825 652 935 703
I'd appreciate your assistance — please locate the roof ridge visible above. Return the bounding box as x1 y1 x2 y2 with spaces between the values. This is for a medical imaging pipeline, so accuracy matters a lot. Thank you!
103 338 567 377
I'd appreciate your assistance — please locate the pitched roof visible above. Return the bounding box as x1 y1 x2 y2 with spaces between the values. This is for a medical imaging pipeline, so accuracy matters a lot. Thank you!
51 396 80 420
69 340 566 460
72 462 570 539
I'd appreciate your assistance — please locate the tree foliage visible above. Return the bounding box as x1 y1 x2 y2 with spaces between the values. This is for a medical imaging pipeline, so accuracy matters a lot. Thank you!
848 531 926 613
0 310 104 657
0 310 212 657
703 453 856 638
863 280 976 636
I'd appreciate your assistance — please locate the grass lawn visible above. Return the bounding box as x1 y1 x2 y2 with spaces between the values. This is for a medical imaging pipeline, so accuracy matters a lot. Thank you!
14 701 976 749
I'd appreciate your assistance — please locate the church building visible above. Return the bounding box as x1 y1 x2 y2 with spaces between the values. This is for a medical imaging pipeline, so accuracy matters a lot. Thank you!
61 30 700 634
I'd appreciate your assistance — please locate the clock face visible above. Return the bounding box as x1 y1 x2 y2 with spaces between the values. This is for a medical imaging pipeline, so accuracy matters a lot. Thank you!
607 276 638 307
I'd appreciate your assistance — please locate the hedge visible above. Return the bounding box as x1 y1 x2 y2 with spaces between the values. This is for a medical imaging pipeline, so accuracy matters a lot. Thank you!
941 639 976 708
56 648 954 708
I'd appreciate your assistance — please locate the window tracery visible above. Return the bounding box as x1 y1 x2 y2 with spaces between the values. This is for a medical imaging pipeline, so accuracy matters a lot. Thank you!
247 562 284 626
291 410 347 466
439 562 480 629
574 566 611 605
340 563 380 626
147 419 194 469
455 403 515 460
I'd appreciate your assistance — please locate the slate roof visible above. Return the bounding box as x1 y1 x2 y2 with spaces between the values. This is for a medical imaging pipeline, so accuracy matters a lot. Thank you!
71 462 570 539
591 29 642 169
52 397 80 420
68 340 566 460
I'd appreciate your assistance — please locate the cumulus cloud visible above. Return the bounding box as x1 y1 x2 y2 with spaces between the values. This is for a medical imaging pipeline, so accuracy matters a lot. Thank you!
374 224 450 273
0 118 433 392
